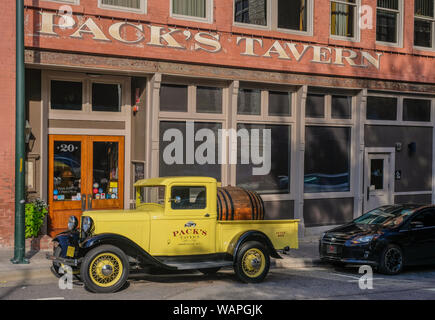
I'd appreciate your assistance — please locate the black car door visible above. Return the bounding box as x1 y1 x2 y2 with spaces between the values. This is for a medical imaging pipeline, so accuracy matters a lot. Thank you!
407 209 435 263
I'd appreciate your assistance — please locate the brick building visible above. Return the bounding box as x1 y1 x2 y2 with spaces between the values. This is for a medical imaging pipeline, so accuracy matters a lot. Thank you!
1 0 435 247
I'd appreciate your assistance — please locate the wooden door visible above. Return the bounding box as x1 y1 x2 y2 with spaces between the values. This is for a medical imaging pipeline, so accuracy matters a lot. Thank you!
48 135 124 236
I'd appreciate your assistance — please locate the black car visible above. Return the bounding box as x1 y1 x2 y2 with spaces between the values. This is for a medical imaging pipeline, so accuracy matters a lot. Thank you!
319 204 435 274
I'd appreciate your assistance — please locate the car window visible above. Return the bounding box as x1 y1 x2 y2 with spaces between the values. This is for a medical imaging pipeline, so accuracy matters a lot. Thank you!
412 209 435 228
171 186 206 210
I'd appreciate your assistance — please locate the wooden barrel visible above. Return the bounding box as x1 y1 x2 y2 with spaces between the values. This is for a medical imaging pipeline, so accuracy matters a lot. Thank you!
217 186 265 220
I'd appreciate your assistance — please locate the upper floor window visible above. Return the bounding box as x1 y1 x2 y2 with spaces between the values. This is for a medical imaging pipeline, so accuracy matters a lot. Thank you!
277 0 308 32
330 0 358 40
171 0 212 22
414 0 435 49
99 0 146 13
376 0 402 45
235 0 268 26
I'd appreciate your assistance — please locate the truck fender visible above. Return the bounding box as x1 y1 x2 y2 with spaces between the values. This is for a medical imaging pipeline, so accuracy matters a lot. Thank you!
81 233 176 270
232 231 282 260
53 231 80 258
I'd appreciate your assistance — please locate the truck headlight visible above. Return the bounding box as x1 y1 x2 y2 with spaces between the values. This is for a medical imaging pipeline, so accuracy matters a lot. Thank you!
82 216 94 234
67 216 78 231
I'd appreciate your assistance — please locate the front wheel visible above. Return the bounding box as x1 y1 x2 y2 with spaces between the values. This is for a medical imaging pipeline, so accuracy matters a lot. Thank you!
378 244 404 275
80 245 129 293
234 241 270 283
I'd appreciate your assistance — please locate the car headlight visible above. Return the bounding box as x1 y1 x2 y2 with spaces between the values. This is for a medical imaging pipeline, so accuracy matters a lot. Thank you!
82 216 94 234
67 215 78 231
351 235 378 244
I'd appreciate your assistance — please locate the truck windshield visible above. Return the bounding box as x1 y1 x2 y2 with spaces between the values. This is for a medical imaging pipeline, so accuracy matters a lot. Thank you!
138 186 165 205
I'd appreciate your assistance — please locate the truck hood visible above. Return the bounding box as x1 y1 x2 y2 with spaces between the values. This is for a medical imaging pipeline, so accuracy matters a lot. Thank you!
82 204 164 223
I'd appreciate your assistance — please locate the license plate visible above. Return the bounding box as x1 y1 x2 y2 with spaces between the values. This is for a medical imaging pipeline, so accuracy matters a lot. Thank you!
66 246 75 257
327 245 337 254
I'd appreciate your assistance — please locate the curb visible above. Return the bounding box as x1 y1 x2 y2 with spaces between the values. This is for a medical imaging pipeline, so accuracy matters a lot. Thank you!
0 266 54 284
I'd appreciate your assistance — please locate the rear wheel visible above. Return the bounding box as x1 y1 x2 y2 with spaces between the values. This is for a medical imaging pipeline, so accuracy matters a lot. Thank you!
378 244 404 275
234 241 270 283
80 245 129 293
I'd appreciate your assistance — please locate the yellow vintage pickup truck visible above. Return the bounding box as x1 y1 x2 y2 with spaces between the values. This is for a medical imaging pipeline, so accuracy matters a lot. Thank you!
47 177 299 293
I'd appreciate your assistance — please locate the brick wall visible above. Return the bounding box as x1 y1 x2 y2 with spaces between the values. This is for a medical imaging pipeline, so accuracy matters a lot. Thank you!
0 0 16 247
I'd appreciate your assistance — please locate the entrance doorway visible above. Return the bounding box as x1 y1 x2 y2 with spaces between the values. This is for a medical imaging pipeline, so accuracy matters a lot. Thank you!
48 135 124 236
364 148 395 213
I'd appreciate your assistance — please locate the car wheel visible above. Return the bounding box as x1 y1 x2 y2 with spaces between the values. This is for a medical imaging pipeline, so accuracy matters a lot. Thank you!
234 241 270 283
80 245 129 293
198 267 221 275
50 245 63 278
378 244 404 275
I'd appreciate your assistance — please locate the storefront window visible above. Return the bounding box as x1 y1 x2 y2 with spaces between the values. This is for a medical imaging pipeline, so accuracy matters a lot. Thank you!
331 95 352 119
306 93 325 118
238 88 261 115
403 98 431 122
51 80 82 111
268 91 292 116
366 96 398 120
234 0 268 26
236 123 290 194
160 84 188 112
159 121 222 181
53 141 81 201
92 83 121 112
197 86 223 114
92 142 119 200
304 126 351 193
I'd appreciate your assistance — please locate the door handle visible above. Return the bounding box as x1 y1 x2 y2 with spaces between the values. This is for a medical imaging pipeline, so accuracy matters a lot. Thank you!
204 213 210 217
81 194 86 211
87 194 92 210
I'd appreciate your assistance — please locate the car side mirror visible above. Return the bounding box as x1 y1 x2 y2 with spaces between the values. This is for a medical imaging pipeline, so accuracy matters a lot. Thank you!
170 196 181 204
410 221 425 229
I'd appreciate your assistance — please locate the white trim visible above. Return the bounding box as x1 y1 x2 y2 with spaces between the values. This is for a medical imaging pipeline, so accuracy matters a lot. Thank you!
394 191 432 196
170 0 213 24
329 0 361 42
375 0 404 48
413 0 435 50
233 0 272 30
98 0 147 14
42 0 79 4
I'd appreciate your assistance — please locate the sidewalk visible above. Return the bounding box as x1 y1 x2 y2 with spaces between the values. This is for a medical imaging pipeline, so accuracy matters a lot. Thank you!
0 237 322 284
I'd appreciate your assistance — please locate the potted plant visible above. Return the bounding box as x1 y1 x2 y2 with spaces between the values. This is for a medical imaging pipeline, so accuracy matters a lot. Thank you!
25 198 48 250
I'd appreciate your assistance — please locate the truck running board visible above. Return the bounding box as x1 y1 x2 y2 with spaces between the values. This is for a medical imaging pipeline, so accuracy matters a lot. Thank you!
164 260 234 270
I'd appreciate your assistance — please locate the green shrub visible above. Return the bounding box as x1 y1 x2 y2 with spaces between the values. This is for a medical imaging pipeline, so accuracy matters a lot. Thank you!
25 199 48 239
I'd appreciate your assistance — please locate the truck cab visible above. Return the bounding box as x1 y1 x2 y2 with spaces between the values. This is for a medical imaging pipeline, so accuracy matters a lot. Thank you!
47 177 299 293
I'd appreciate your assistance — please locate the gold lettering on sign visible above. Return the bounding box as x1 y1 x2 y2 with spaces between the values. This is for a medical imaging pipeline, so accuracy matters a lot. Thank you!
334 48 358 67
39 12 76 35
147 26 185 49
311 46 332 64
236 37 263 56
108 22 144 44
263 40 291 60
70 18 110 41
194 32 221 53
286 43 310 62
361 51 383 69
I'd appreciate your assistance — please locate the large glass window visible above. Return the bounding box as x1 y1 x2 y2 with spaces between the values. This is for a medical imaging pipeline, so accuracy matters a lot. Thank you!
330 0 357 38
197 86 223 114
160 84 188 112
172 0 207 19
159 121 222 181
403 98 432 122
92 83 121 112
331 95 352 119
376 0 400 44
366 96 398 120
236 123 290 194
306 94 325 118
238 88 261 115
268 91 292 116
234 0 268 26
304 126 351 193
92 142 119 200
414 0 435 48
51 80 82 111
53 141 81 201
278 0 307 31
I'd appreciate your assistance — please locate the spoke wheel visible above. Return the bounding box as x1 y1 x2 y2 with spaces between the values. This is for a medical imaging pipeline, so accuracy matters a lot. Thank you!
234 241 270 283
81 245 129 293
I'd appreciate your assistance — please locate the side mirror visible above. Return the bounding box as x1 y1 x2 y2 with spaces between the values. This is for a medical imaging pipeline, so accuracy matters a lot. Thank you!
410 221 425 229
170 196 181 204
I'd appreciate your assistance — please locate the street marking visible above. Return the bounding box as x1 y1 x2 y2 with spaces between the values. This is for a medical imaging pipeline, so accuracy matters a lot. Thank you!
33 297 65 300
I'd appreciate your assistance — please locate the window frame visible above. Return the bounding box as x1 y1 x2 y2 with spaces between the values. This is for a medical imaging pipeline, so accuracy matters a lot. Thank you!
365 93 435 127
376 0 404 48
43 0 80 4
329 0 360 42
170 0 214 24
98 0 147 14
414 0 435 51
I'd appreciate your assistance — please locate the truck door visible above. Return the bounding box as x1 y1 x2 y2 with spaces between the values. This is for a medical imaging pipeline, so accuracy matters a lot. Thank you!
149 183 217 256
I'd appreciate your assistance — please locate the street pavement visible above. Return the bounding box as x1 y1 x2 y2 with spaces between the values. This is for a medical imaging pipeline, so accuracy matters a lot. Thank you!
2 238 435 300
